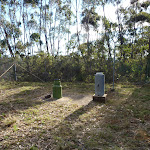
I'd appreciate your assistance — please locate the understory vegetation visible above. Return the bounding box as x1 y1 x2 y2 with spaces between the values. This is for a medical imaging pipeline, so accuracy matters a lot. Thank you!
0 81 150 149
0 53 149 83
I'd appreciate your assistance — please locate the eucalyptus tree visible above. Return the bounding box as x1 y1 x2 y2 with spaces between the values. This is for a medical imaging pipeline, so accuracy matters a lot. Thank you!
0 0 21 81
0 0 23 57
42 1 49 55
124 0 150 58
100 0 120 55
39 0 42 52
66 33 78 54
23 0 39 53
48 0 55 55
80 0 102 75
128 0 141 59
60 1 72 54
101 17 117 59
115 2 127 60
114 0 150 80
0 19 23 81
49 0 62 56
40 0 50 55
129 10 150 56
9 1 23 56
30 33 40 50
27 18 37 54
130 1 150 77
81 6 100 54
76 0 79 47
1 22 22 57
0 0 7 56
50 0 73 55
141 0 150 10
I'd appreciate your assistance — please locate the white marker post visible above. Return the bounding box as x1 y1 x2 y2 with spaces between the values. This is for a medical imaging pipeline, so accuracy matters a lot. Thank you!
93 72 107 103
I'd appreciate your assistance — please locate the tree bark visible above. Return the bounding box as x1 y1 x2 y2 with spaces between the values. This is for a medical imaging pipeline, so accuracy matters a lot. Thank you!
4 28 14 57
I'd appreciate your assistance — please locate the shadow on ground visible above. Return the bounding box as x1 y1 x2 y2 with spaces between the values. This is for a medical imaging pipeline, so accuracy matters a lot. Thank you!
0 83 150 149
0 87 53 116
23 84 150 149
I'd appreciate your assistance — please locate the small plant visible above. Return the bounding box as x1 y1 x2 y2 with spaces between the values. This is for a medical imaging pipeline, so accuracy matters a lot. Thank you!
2 115 17 127
2 113 6 117
30 145 38 150
4 136 9 139
13 124 18 132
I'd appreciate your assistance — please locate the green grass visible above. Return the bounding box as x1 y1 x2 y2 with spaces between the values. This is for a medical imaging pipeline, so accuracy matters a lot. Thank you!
2 115 17 127
0 81 150 149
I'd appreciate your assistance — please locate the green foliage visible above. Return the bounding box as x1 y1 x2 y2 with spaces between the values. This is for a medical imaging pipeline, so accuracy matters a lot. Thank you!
13 124 18 132
30 145 38 150
131 12 150 23
24 0 39 5
0 39 7 48
0 0 7 3
81 7 100 30
30 33 40 42
0 0 149 83
116 59 147 82
141 1 150 10
15 41 24 51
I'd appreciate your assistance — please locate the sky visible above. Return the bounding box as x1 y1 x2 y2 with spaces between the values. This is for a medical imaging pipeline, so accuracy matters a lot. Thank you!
105 0 129 22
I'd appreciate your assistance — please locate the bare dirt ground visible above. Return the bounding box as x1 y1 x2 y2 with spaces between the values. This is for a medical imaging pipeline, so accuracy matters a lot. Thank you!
45 93 93 106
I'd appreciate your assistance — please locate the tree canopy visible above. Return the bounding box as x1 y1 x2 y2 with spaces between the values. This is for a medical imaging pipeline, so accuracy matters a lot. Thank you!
0 0 150 82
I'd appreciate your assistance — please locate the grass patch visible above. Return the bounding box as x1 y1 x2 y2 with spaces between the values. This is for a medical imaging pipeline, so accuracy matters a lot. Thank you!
0 81 150 149
126 85 150 120
2 115 17 127
13 124 18 132
30 145 38 150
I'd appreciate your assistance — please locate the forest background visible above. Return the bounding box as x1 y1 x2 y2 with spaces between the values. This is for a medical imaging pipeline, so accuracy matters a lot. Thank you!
0 0 150 83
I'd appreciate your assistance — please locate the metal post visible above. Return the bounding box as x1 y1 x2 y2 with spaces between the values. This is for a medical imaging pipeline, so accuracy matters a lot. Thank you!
14 63 17 81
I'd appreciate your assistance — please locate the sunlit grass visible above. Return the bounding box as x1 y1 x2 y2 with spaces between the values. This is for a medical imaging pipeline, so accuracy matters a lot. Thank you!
2 114 17 127
0 81 149 149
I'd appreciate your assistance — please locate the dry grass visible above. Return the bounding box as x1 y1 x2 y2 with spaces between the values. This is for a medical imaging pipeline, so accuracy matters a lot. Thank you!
0 81 150 149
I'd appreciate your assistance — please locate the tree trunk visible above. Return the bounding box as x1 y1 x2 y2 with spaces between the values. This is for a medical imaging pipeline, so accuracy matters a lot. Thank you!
49 0 53 55
44 0 49 55
57 24 60 55
116 2 124 60
40 0 43 51
4 29 14 57
53 9 57 55
149 37 150 55
23 1 26 55
148 38 150 77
